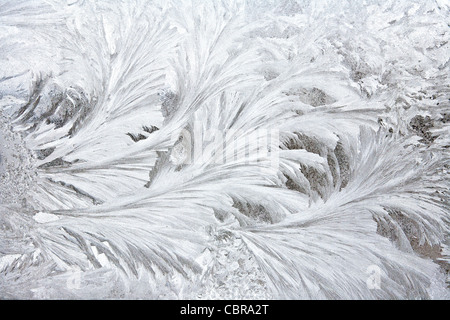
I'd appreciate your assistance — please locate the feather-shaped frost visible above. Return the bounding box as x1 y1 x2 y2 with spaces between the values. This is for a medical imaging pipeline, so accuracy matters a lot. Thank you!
0 0 448 299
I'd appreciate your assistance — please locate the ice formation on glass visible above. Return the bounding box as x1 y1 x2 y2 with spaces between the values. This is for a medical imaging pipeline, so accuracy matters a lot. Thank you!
0 0 449 299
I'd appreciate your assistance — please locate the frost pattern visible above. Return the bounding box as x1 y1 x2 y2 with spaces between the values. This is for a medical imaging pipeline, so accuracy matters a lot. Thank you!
0 0 449 299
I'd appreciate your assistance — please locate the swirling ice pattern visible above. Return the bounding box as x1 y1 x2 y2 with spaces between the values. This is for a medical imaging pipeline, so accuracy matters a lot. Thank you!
0 0 449 299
